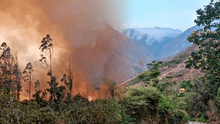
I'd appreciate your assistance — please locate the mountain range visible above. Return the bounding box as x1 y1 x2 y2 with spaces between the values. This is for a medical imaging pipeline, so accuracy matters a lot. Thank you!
122 26 202 62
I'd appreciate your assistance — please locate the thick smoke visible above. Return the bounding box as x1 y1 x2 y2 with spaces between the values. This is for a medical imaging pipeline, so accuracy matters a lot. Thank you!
0 0 129 100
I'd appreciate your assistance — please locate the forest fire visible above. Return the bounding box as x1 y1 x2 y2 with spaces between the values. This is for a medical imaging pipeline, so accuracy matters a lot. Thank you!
0 0 128 101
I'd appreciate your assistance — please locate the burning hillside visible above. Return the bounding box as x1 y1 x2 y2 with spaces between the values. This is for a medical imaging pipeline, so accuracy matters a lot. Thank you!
0 0 144 100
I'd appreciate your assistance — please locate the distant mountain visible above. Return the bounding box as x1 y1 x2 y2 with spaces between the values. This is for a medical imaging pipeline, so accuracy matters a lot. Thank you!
122 27 183 60
123 27 182 45
158 26 203 60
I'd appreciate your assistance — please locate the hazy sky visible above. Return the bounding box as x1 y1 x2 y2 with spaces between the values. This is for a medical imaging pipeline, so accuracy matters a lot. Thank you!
124 0 211 31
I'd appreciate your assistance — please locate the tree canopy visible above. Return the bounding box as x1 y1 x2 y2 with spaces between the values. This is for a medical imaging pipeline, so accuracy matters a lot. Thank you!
186 0 220 88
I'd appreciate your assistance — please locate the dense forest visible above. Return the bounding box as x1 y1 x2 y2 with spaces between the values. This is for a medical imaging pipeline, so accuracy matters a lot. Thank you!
1 0 220 124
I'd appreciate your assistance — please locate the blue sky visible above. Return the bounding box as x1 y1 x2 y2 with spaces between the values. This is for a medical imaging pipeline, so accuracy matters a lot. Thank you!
124 0 211 31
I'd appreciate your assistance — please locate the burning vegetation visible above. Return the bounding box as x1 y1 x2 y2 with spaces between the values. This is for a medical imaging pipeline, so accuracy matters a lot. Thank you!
0 0 130 100
0 34 118 102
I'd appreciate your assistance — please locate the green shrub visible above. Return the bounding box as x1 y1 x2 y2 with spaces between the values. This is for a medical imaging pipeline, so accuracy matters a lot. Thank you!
78 98 121 124
26 107 59 124
119 86 162 123
120 110 134 124
138 72 148 79
149 71 161 78
165 76 173 79
158 81 170 88
198 117 207 123
158 96 175 113
180 80 192 89
189 117 196 121
170 109 189 124
119 85 189 124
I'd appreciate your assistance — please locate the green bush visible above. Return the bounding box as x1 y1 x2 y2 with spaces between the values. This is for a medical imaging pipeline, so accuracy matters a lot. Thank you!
119 86 162 123
165 76 173 79
149 71 161 78
198 117 207 123
158 96 175 113
24 107 59 124
120 110 134 124
78 99 121 124
169 109 189 124
156 81 171 93
119 85 189 124
189 117 196 121
180 80 192 89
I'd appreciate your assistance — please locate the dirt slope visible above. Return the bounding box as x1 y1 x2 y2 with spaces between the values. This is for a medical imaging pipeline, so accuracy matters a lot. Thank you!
117 44 204 88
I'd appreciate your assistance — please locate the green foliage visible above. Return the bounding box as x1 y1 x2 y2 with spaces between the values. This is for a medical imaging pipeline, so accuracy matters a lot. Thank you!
147 61 163 71
149 70 161 78
25 107 59 124
165 75 173 79
138 61 163 86
127 86 161 106
189 116 196 121
118 85 189 124
185 0 220 98
156 81 171 92
119 86 161 123
120 110 134 124
169 109 189 123
180 80 192 89
79 99 121 124
138 71 149 80
162 57 183 67
198 117 207 123
158 96 175 113
182 78 212 116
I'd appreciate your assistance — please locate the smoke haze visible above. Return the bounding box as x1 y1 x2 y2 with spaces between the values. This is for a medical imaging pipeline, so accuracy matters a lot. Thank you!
0 0 129 100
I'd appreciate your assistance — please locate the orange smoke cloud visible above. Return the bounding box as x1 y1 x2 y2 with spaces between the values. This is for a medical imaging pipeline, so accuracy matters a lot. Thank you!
0 0 129 100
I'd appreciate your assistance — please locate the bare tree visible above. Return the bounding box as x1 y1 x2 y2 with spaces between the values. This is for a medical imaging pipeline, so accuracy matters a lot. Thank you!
139 58 146 73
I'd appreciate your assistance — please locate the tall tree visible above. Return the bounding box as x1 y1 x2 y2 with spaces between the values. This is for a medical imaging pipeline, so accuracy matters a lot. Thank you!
185 0 220 96
14 53 22 100
39 34 65 102
23 62 33 100
39 34 56 101
0 42 17 93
